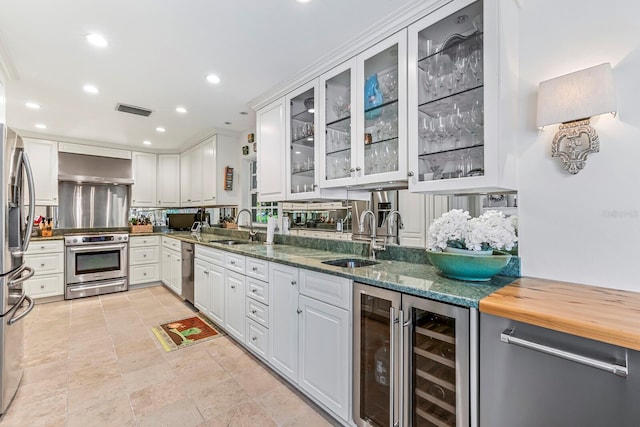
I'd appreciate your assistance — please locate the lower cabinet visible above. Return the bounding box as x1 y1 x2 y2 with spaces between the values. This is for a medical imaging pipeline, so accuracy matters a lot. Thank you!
129 236 160 285
161 237 182 296
224 270 246 341
269 263 300 382
194 246 225 326
24 240 64 299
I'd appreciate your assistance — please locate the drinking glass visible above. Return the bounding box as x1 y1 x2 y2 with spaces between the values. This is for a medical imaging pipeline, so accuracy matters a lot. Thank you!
454 43 469 90
469 49 483 84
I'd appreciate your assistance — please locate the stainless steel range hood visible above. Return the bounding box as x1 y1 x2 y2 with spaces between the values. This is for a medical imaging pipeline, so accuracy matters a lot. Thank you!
58 152 134 184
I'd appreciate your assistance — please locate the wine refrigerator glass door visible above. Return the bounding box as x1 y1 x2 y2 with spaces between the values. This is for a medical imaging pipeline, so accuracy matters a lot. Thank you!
403 295 469 427
354 283 402 427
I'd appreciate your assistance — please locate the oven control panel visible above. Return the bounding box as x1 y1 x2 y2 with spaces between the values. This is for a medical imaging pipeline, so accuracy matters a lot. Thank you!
64 233 129 246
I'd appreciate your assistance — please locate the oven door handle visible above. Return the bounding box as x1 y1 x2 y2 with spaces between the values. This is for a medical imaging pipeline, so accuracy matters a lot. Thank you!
68 244 127 253
67 279 127 293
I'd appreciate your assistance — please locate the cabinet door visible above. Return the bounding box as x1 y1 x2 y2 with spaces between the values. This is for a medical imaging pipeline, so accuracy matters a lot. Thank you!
407 0 518 194
319 59 357 189
170 251 182 295
208 264 225 326
23 138 58 205
398 189 426 247
201 136 217 205
131 152 157 207
257 98 287 202
224 270 246 341
269 263 299 382
355 29 408 185
180 152 191 205
298 295 350 421
161 248 171 286
189 145 203 205
157 154 180 207
194 259 210 313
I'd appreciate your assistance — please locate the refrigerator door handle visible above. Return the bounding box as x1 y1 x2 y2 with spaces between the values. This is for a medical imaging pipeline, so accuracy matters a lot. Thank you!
8 295 34 325
12 151 36 258
8 265 35 287
389 306 396 427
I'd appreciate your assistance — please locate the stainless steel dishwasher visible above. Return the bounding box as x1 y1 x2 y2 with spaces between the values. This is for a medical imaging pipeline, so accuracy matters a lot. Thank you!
480 312 640 426
181 242 194 304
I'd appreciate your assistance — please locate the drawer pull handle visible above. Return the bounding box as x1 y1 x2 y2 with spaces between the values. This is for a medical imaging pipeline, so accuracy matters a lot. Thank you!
251 309 257 314
501 329 629 377
252 336 257 341
252 267 258 271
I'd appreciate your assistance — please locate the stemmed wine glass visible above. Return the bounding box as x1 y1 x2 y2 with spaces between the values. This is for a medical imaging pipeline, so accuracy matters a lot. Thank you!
454 43 469 90
469 49 483 84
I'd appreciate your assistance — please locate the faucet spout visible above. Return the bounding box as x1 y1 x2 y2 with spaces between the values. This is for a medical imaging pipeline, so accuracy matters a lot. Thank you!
359 209 385 260
382 210 403 242
235 209 257 241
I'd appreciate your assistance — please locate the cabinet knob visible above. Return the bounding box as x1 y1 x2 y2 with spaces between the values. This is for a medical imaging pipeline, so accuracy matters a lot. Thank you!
230 260 236 265
143 272 147 276
297 309 302 314
53 197 57 200
251 309 257 314
252 267 257 271
143 254 147 257
40 284 45 289
251 336 257 341
251 288 257 293
291 280 297 286
231 285 236 289
350 168 356 173
40 263 45 267
40 246 45 249
355 166 362 172
407 171 414 177
204 270 209 275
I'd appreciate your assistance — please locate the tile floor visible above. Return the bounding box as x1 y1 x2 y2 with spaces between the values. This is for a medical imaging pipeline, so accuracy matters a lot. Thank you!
1 285 338 426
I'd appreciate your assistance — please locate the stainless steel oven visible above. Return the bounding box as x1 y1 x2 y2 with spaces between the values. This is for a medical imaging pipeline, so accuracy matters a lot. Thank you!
64 232 129 299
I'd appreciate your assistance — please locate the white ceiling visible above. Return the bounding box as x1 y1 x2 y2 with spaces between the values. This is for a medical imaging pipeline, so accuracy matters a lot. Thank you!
0 0 417 152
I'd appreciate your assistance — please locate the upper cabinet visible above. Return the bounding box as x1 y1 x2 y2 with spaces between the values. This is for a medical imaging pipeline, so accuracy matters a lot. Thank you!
201 136 217 206
131 152 157 207
180 136 217 207
257 98 287 202
407 0 518 194
23 138 58 205
157 154 180 207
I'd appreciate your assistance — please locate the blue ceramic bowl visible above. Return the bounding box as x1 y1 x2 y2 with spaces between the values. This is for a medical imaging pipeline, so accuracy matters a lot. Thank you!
426 250 512 282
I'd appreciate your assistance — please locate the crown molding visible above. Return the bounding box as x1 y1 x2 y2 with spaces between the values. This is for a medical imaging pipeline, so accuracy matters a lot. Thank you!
247 0 450 111
0 32 19 80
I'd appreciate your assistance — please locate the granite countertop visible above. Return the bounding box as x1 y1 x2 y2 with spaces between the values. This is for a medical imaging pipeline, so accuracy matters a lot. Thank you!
480 277 640 351
161 232 513 308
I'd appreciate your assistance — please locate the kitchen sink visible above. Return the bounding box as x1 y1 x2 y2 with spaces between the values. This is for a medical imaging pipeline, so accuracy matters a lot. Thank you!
321 258 379 268
208 239 251 245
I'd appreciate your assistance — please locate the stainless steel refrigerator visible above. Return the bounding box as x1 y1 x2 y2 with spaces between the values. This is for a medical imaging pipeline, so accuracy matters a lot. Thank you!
0 125 36 415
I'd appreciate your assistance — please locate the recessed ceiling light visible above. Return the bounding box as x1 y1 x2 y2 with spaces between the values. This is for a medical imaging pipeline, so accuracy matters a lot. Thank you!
296 0 312 3
206 74 221 84
239 111 248 115
83 84 99 94
86 33 108 47
176 106 187 114
224 121 231 125
143 140 152 146
156 127 166 133
35 123 47 129
25 102 40 109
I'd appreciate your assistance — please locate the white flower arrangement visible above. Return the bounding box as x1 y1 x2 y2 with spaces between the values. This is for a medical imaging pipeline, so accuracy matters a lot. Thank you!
427 209 517 252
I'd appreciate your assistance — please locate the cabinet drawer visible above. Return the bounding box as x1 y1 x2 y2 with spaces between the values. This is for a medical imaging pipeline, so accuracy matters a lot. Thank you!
300 269 351 310
225 253 245 274
129 236 160 247
130 264 160 284
246 298 269 328
245 318 269 360
25 252 64 276
26 240 63 254
24 273 63 298
246 257 269 282
195 245 225 267
162 237 181 251
130 246 160 265
246 277 269 305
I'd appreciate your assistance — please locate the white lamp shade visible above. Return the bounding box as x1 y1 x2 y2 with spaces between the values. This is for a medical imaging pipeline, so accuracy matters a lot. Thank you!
536 63 617 127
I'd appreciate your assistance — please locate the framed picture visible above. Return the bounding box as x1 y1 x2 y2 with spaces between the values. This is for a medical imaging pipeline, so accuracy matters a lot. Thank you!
248 133 255 143
242 145 249 155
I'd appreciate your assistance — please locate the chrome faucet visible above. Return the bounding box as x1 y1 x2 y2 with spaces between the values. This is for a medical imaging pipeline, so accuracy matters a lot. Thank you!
359 209 385 260
235 209 258 241
382 210 403 244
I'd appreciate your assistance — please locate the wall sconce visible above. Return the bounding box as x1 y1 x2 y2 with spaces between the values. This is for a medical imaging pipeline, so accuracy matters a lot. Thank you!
536 63 617 174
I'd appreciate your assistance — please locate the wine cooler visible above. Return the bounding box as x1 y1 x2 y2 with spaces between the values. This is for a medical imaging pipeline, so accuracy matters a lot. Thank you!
354 283 471 427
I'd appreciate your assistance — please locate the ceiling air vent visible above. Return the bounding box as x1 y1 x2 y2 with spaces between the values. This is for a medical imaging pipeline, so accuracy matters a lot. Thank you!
116 103 152 117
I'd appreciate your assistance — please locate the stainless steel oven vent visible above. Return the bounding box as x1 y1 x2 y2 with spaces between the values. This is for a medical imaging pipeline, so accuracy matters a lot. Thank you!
116 103 152 117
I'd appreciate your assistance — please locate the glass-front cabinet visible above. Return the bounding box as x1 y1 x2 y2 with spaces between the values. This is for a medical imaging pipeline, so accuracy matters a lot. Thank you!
286 81 347 200
319 30 408 189
407 0 518 194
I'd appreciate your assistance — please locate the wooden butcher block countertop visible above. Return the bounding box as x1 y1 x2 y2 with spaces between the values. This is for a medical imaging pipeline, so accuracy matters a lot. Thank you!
479 277 640 351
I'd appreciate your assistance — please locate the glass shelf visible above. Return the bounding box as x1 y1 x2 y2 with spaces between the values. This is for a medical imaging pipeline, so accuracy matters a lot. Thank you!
417 31 483 70
363 98 398 116
419 85 483 117
326 115 351 132
292 109 314 123
326 146 351 156
418 145 484 181
291 168 314 177
418 142 484 158
291 137 315 147
364 136 398 147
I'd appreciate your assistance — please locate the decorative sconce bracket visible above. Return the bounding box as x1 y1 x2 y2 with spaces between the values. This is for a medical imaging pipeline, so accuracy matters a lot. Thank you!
551 119 599 175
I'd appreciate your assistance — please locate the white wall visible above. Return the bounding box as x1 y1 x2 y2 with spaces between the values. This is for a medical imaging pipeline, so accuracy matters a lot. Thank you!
517 1 640 291
214 132 244 207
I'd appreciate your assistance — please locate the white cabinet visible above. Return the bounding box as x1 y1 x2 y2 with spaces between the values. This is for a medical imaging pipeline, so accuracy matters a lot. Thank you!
22 138 58 205
157 154 180 207
194 259 210 313
131 152 157 207
225 270 246 341
161 237 182 296
257 98 287 202
269 262 299 382
194 245 226 326
129 236 160 285
398 189 427 247
180 137 217 207
24 240 64 299
407 0 518 194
